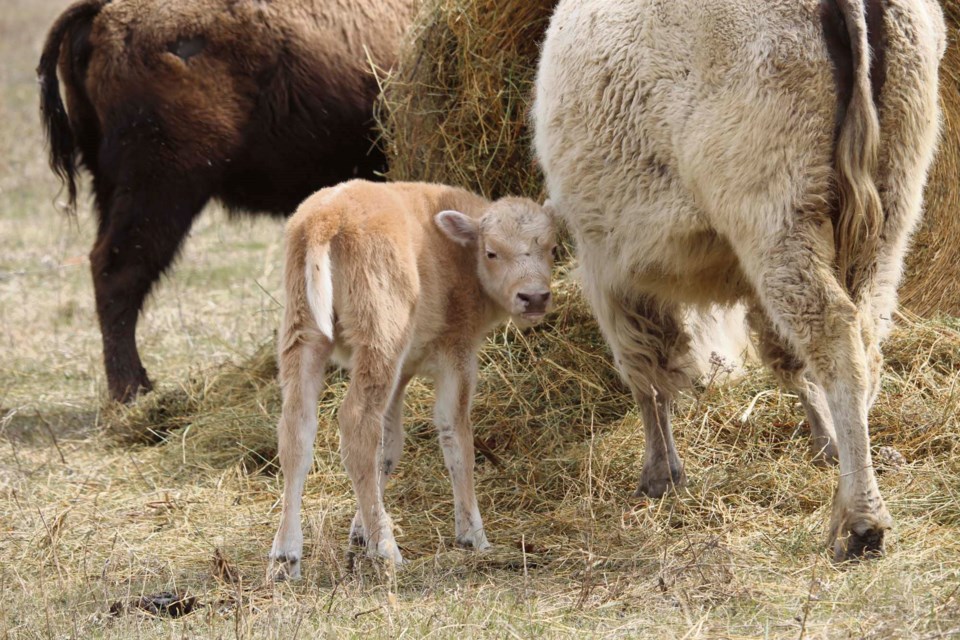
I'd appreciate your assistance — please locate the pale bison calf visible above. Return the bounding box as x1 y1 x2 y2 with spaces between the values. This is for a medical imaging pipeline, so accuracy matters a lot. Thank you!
268 181 557 578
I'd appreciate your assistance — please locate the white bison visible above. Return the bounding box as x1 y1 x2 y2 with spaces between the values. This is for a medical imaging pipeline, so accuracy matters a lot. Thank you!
533 0 945 561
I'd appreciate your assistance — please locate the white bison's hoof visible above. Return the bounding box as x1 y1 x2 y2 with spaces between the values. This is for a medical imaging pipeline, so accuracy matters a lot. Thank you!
828 507 893 563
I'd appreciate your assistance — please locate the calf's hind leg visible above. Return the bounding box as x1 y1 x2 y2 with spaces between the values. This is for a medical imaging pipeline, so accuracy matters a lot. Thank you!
339 340 411 566
268 334 332 581
348 375 411 550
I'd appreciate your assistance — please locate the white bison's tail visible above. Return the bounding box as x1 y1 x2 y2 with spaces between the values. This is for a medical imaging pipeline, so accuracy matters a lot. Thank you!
832 0 884 299
305 244 334 342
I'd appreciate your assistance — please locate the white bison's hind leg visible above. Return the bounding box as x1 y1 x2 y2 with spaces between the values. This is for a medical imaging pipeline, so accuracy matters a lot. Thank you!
746 305 839 466
734 217 891 561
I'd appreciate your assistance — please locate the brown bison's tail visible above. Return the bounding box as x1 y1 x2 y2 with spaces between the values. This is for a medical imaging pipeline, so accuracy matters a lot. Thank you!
37 0 106 213
832 0 884 300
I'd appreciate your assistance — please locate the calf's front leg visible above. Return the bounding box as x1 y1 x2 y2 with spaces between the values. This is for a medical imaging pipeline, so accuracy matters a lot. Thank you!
435 357 490 550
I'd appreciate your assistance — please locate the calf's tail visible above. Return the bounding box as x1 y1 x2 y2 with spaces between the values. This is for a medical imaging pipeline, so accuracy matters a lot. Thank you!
281 193 343 349
832 0 884 299
305 244 335 342
37 0 105 212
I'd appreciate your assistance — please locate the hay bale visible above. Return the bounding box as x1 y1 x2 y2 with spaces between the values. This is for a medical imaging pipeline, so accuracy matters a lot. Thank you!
380 0 960 316
378 0 556 199
900 3 960 316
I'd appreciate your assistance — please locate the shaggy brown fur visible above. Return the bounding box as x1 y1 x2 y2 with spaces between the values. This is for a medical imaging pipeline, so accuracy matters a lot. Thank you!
267 180 556 578
38 0 416 402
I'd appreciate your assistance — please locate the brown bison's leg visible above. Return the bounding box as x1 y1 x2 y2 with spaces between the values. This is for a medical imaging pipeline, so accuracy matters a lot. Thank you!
745 304 839 466
582 272 691 499
90 183 209 402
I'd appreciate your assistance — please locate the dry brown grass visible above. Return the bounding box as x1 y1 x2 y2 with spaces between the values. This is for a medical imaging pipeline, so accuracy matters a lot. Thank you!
6 279 960 638
3 1 960 638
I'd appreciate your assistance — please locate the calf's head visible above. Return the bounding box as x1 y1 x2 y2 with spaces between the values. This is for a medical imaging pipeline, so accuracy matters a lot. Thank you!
436 197 557 325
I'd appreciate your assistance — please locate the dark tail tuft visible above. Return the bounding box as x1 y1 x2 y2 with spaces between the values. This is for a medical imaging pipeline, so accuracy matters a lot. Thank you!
37 0 105 213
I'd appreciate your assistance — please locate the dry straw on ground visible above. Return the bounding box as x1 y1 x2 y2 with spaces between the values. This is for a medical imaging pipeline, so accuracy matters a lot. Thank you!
90 276 960 636
379 0 960 316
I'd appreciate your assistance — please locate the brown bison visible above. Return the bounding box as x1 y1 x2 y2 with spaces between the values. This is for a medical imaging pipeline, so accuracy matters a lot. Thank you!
38 0 416 402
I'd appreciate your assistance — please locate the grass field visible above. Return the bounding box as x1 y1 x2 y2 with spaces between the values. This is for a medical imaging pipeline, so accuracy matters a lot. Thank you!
2 1 959 638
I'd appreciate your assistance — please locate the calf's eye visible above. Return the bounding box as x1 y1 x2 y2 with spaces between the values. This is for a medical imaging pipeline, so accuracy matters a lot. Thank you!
486 250 498 259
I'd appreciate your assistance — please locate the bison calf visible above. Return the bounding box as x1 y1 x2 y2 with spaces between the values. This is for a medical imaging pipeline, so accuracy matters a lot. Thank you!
268 181 557 579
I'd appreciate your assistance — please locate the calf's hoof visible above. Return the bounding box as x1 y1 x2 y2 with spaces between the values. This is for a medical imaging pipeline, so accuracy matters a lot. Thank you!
455 530 491 551
347 534 404 569
372 538 405 566
633 465 686 499
267 553 301 582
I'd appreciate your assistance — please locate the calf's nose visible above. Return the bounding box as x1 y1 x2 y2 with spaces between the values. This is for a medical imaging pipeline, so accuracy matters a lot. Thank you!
517 291 551 314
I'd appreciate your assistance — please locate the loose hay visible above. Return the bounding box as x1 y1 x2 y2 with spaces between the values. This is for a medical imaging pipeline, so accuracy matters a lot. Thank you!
77 275 960 636
105 277 960 545
380 0 960 315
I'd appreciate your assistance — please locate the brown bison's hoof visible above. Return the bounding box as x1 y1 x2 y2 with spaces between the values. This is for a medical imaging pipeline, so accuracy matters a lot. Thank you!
633 464 686 499
110 371 153 404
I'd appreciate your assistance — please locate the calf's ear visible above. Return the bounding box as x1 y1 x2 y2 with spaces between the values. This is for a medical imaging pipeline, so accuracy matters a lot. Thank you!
435 210 479 246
